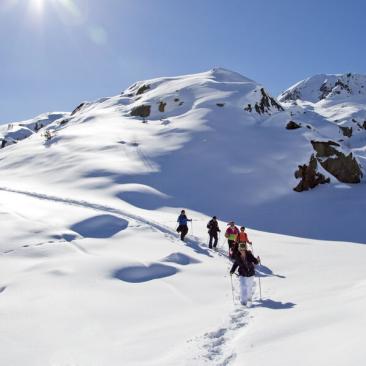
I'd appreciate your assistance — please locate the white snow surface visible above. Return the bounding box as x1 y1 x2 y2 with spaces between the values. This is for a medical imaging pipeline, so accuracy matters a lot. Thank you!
0 68 366 365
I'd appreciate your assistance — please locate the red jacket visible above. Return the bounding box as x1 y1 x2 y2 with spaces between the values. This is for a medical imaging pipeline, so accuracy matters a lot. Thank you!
237 232 249 243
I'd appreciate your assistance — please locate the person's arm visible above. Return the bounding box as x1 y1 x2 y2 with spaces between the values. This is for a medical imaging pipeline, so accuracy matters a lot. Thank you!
248 251 259 265
230 262 238 275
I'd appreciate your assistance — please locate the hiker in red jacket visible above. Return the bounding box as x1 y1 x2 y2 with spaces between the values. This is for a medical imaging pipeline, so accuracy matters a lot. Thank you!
225 221 239 258
236 226 253 252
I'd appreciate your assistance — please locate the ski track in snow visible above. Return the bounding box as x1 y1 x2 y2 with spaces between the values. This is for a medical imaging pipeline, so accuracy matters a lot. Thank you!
187 305 249 366
0 186 211 258
0 186 251 363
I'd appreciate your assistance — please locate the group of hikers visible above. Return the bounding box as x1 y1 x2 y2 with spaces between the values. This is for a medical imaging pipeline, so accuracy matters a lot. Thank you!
177 210 261 307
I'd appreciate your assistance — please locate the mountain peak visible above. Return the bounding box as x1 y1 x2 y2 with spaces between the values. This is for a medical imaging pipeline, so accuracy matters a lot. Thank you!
207 67 255 83
279 73 366 103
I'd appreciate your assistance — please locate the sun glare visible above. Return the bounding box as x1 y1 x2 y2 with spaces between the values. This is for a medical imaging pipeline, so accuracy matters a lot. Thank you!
31 0 45 14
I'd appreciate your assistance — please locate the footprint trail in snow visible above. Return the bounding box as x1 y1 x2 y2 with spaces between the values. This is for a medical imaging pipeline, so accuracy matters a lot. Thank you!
187 305 249 366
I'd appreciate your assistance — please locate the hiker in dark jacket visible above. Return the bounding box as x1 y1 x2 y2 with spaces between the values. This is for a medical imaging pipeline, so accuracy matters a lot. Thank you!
230 243 260 306
176 210 192 241
207 216 221 249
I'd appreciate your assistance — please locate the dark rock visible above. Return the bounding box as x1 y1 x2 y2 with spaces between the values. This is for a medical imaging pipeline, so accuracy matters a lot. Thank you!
178 101 184 106
254 88 284 115
158 101 167 112
1 139 6 149
71 103 86 116
136 84 150 95
319 82 332 100
334 79 352 94
58 119 69 127
216 103 225 107
280 89 301 102
340 126 352 137
174 98 180 102
311 140 340 157
130 105 151 118
244 104 252 112
311 140 363 183
294 155 330 192
286 121 301 130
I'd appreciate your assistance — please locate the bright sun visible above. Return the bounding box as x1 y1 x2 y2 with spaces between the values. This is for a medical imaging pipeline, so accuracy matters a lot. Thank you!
30 0 46 14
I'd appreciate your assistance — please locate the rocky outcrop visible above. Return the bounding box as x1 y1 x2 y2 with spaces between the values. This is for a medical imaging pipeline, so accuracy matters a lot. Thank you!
294 155 330 192
71 103 86 116
286 121 301 130
254 88 284 114
340 126 352 137
136 84 150 95
244 104 252 112
216 103 225 107
130 105 151 118
158 101 167 112
311 140 363 183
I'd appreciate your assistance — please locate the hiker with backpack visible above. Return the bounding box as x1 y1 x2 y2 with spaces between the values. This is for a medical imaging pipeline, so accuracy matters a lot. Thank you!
225 221 240 258
176 209 192 241
207 216 221 249
230 242 261 306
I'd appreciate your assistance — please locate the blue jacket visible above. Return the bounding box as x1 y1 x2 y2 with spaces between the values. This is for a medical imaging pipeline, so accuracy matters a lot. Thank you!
177 214 190 226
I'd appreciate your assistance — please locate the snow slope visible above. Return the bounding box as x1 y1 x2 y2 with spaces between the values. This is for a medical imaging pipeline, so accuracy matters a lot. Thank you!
0 112 69 148
0 188 365 366
0 68 366 365
0 68 365 242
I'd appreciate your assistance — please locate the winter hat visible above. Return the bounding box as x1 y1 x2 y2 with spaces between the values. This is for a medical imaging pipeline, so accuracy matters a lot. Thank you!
238 243 247 251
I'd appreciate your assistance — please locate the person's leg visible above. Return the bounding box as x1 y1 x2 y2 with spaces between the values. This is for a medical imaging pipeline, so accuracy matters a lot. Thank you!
181 225 188 241
213 233 218 248
209 234 213 248
239 276 247 305
228 240 233 257
246 276 255 302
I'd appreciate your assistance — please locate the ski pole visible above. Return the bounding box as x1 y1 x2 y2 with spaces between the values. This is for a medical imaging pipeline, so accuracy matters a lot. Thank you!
258 274 262 301
256 260 262 301
230 274 235 304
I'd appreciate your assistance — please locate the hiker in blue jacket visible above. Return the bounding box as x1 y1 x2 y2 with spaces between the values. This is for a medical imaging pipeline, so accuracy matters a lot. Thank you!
176 210 192 241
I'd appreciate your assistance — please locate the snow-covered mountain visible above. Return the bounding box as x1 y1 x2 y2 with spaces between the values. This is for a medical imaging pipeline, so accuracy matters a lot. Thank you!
1 68 366 366
0 112 69 148
0 68 365 242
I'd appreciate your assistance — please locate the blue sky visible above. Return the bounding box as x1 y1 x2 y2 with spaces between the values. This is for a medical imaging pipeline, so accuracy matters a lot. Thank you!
1 0 366 123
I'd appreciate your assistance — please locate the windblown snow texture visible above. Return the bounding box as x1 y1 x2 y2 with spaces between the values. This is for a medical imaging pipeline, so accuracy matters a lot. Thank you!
0 68 365 366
